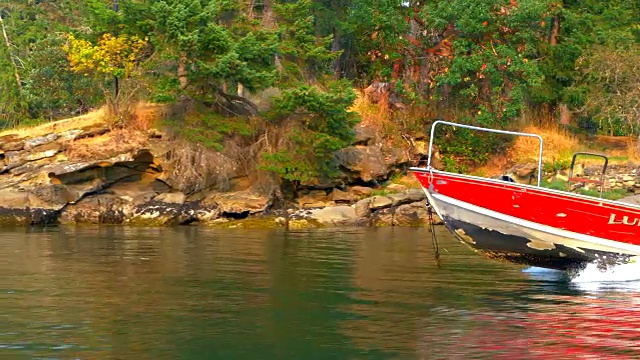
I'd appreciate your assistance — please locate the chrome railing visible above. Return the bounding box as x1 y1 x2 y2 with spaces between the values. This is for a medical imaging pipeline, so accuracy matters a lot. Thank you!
425 120 544 186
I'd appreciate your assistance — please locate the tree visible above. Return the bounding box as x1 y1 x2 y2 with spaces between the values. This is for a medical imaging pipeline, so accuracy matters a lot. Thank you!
0 0 111 126
63 33 148 118
256 0 359 187
261 80 359 183
148 0 278 107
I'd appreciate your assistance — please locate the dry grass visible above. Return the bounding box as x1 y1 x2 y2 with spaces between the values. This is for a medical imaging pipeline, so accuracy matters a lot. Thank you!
349 91 392 128
475 123 639 176
64 128 149 161
512 124 581 164
0 108 109 139
0 102 167 139
126 102 169 131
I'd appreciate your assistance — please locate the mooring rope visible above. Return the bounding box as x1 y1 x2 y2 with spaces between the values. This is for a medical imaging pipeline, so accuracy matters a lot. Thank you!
427 201 441 268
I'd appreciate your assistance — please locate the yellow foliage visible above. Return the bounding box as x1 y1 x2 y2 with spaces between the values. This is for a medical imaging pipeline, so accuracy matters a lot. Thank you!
63 33 147 78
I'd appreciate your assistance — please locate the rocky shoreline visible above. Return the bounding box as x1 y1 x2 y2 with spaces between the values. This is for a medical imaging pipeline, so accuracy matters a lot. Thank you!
4 113 640 229
0 113 440 228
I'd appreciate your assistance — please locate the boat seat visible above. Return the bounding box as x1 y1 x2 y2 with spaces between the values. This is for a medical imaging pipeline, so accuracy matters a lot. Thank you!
499 175 515 182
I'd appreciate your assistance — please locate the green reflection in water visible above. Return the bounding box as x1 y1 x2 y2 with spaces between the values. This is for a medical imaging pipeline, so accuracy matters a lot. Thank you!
3 226 640 359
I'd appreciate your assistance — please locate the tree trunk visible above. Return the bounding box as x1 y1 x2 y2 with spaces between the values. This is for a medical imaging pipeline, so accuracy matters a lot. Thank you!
261 0 275 29
237 82 244 97
558 103 571 125
178 51 188 90
0 13 22 92
549 15 560 45
548 13 567 126
331 28 341 77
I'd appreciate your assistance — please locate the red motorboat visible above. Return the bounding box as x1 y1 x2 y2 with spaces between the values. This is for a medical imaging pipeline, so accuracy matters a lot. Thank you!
410 121 640 271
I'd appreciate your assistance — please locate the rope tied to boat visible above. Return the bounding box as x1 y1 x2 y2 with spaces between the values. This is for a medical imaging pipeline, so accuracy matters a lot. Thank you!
427 200 441 268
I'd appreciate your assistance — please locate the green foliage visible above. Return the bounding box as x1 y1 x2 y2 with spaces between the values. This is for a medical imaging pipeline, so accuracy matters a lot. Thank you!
274 0 337 83
149 0 278 96
434 126 509 172
260 80 359 182
541 178 568 191
23 36 103 120
573 45 640 136
3 0 640 192
422 0 548 124
165 112 254 151
0 39 26 127
0 0 107 126
542 157 572 174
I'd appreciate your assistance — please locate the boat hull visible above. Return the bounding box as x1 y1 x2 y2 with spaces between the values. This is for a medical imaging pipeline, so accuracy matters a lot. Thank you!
412 169 640 270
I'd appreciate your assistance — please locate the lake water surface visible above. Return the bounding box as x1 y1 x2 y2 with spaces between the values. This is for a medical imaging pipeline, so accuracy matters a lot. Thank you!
3 226 640 359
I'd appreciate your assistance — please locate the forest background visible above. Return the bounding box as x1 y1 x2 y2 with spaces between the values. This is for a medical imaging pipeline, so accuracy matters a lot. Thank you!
1 0 639 188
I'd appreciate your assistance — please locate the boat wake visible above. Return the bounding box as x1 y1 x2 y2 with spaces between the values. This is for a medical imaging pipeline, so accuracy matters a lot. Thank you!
523 257 640 292
571 259 640 283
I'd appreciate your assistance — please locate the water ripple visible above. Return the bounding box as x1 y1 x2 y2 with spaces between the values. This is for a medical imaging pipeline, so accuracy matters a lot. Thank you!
3 226 640 358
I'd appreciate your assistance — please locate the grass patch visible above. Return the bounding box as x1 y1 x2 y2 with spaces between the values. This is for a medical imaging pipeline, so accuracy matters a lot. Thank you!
578 187 629 200
369 189 390 197
540 178 630 200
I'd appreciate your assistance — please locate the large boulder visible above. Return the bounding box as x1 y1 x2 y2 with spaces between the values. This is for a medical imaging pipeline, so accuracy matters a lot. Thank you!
290 205 359 227
371 207 394 226
504 163 538 184
353 124 377 146
203 190 272 217
0 145 159 225
59 194 135 224
335 145 389 182
393 201 431 226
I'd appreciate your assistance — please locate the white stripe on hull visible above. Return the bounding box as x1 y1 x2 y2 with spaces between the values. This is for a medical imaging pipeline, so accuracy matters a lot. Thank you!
423 189 640 257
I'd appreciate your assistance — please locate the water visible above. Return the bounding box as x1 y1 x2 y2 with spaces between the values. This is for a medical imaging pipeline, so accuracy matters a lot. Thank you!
3 226 640 359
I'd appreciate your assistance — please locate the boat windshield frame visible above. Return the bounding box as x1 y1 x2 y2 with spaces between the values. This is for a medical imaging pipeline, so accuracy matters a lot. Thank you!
426 120 544 187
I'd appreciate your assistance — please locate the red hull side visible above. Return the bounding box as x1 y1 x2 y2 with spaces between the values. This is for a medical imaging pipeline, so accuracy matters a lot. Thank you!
412 170 640 246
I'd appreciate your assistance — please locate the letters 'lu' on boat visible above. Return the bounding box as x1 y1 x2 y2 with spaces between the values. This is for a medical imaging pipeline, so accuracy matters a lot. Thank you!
410 121 640 272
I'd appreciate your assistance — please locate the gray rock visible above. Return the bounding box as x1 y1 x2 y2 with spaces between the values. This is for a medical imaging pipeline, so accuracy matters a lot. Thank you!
386 183 407 192
353 125 377 146
354 198 372 218
24 142 62 161
154 191 186 205
369 195 393 210
59 194 135 224
24 133 60 150
505 163 537 184
393 202 432 226
300 205 358 226
371 208 394 226
387 189 425 206
298 190 331 208
328 188 353 203
350 186 373 196
619 194 640 206
205 190 271 216
2 140 24 152
335 145 388 182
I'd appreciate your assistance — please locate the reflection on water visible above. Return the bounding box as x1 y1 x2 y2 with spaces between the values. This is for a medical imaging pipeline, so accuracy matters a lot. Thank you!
3 226 640 359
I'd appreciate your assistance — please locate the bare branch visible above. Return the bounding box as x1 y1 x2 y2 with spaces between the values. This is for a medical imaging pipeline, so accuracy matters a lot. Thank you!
0 12 22 92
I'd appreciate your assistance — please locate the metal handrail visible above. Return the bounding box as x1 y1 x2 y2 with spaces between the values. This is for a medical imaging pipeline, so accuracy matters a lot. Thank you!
566 152 608 198
427 120 545 186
